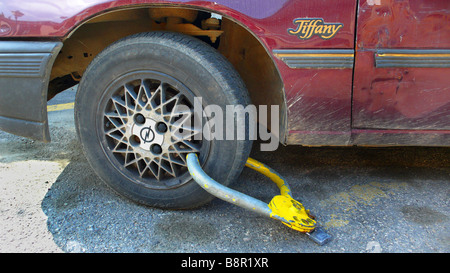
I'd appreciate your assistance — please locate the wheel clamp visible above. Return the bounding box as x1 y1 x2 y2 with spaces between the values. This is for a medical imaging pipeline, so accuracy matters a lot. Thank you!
186 153 332 246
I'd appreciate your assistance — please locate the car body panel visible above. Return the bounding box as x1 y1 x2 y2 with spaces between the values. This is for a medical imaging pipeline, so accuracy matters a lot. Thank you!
0 0 449 146
0 41 62 141
0 0 356 49
353 0 450 131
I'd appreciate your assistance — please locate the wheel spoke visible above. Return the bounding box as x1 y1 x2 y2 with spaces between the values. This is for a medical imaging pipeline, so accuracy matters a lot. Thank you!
149 82 165 111
111 97 130 125
137 157 152 178
159 156 176 178
124 84 138 114
167 152 185 166
139 80 153 109
111 135 128 151
150 157 164 181
138 80 152 109
161 93 182 119
124 151 140 168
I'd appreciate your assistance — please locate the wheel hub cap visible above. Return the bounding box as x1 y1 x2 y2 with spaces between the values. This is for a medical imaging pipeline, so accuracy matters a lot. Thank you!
130 118 164 151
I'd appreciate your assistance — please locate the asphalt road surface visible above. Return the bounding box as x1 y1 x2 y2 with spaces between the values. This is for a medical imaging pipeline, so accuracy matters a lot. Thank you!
1 86 449 253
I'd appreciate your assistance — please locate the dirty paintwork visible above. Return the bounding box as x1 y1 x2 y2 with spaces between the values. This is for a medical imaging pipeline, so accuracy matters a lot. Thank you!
273 0 357 145
353 0 450 132
356 0 450 49
353 51 450 130
0 0 449 146
0 0 357 49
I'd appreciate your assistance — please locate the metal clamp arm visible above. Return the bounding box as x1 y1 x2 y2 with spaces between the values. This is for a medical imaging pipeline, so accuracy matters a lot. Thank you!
187 153 318 233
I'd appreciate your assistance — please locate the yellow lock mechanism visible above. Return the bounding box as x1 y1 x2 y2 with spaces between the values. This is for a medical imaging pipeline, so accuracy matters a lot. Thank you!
244 158 316 233
268 196 316 233
186 153 331 245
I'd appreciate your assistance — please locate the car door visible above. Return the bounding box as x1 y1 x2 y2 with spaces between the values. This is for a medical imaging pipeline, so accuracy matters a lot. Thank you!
352 0 450 131
270 0 358 145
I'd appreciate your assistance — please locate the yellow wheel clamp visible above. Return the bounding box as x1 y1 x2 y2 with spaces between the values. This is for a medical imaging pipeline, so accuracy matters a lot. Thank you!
186 153 332 245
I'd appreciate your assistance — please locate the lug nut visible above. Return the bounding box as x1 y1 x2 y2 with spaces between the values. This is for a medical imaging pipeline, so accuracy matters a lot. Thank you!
156 122 168 133
135 114 145 124
151 144 162 155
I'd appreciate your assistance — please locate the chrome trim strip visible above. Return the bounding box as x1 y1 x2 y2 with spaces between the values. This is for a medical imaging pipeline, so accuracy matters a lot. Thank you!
375 49 450 68
273 49 354 69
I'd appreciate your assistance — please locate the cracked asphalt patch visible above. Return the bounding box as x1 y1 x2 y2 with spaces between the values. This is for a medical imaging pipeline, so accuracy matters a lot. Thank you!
1 87 449 253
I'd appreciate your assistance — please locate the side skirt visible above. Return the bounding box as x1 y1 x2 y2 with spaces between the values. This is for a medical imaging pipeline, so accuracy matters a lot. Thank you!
0 41 62 142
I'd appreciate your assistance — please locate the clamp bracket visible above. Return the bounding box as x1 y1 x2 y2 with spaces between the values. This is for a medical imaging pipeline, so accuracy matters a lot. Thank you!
186 153 331 245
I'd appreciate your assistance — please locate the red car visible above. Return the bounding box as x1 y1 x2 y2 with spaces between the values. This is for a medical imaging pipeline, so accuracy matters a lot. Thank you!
0 0 448 208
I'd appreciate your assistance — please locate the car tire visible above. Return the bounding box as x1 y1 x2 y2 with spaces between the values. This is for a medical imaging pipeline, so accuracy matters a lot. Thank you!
75 31 252 209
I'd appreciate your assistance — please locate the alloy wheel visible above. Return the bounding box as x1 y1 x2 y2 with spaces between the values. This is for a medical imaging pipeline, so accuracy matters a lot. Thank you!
98 71 209 189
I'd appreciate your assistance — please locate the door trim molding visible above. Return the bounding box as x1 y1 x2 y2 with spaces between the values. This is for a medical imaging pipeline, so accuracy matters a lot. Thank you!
375 49 450 68
273 49 354 69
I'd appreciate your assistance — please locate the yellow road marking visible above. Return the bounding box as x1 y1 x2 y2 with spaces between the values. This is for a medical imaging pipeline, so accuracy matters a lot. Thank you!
47 102 74 112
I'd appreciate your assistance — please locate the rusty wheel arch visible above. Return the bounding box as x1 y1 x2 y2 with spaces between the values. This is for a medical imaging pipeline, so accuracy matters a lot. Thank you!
49 5 287 143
